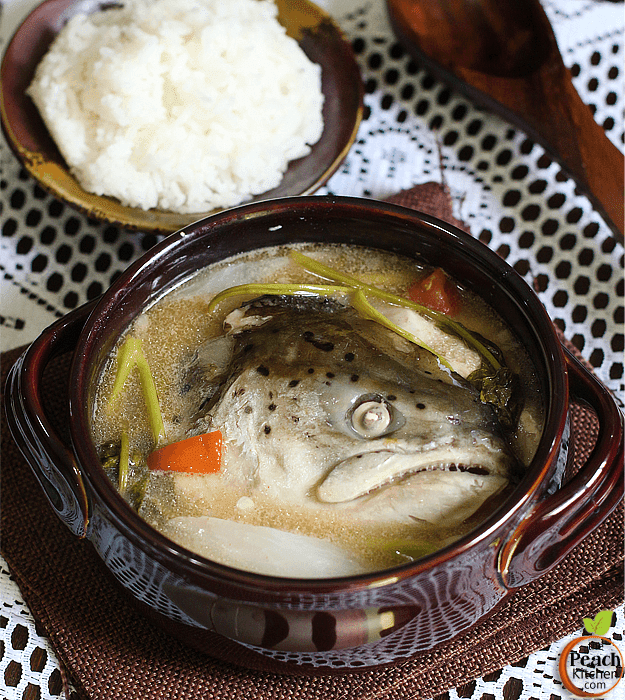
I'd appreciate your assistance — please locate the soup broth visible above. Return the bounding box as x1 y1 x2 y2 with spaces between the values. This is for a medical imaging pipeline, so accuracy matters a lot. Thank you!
92 243 544 577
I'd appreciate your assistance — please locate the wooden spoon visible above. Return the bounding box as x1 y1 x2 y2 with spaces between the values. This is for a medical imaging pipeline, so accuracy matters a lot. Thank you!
386 0 624 241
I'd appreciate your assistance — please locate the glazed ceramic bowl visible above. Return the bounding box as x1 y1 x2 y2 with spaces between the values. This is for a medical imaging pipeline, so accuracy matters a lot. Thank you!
5 196 623 674
0 0 363 234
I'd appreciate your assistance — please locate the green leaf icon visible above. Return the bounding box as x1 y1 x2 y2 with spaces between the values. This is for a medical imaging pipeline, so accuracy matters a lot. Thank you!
583 617 596 634
583 610 613 636
594 610 613 636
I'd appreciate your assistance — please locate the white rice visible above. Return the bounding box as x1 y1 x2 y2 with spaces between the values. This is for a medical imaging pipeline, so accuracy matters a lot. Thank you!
27 0 324 213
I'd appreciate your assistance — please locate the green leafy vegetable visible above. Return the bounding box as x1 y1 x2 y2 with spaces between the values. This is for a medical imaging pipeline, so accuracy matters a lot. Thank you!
468 365 520 430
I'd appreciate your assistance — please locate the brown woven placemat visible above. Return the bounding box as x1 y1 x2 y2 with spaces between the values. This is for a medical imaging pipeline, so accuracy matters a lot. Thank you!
2 186 623 700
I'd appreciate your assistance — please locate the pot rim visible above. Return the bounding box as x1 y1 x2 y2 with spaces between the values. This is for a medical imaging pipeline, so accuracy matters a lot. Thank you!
69 194 568 594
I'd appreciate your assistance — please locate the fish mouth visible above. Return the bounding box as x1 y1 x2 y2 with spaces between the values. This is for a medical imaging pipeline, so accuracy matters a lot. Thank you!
317 449 498 504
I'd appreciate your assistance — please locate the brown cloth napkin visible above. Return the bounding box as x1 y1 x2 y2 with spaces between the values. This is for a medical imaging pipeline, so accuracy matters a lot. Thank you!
2 185 623 700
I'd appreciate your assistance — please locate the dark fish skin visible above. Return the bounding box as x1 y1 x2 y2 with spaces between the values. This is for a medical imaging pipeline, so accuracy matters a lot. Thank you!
189 297 518 527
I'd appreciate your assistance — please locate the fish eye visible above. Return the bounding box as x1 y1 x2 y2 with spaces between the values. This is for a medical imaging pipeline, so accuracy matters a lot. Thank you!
347 395 403 438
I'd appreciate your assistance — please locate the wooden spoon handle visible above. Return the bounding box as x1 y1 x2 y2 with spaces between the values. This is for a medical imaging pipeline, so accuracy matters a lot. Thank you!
559 76 624 241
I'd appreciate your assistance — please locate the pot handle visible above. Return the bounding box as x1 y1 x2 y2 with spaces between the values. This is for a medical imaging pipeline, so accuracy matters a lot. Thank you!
4 301 98 538
499 346 624 588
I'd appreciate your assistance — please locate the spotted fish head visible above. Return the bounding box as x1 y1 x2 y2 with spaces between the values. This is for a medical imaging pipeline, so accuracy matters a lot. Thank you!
192 298 517 527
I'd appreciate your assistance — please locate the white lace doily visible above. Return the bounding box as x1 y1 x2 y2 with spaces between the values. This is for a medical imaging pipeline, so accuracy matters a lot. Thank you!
1 0 623 698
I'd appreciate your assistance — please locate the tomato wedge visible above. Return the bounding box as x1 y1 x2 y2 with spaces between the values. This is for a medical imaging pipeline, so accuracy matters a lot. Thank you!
147 431 223 473
407 268 461 316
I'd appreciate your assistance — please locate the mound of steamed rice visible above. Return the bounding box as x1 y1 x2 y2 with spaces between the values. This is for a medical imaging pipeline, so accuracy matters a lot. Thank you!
27 0 324 213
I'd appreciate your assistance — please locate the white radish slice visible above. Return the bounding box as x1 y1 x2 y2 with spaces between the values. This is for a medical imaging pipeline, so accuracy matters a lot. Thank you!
164 516 373 578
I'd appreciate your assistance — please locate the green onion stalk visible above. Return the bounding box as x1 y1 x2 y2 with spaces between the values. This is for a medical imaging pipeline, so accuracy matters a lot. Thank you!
108 336 167 481
290 251 502 371
118 430 130 495
288 253 518 426
207 253 502 373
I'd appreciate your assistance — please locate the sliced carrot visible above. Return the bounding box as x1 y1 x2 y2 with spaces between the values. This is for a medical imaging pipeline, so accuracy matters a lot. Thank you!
147 431 223 474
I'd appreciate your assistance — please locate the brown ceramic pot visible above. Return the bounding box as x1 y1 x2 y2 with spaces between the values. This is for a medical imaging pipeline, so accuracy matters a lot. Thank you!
5 196 623 674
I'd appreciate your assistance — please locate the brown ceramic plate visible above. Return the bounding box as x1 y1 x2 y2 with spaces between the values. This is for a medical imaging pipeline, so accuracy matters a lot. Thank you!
0 0 364 234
